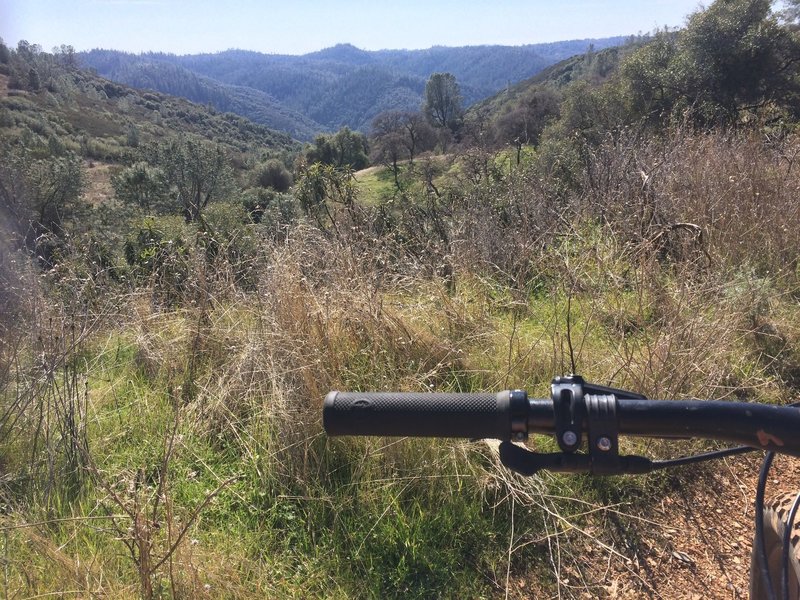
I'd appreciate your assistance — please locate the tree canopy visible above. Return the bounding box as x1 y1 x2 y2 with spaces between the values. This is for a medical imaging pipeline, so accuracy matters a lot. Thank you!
305 127 369 171
369 110 435 185
620 0 800 127
423 72 464 133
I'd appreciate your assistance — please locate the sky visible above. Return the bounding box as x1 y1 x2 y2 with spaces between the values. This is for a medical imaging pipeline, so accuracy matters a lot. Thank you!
0 0 705 56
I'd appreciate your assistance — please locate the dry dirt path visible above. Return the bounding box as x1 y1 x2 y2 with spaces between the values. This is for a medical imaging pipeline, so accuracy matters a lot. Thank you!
508 453 800 599
83 161 115 206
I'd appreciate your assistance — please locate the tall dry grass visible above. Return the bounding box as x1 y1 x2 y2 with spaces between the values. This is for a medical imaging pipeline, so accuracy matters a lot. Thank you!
3 127 800 598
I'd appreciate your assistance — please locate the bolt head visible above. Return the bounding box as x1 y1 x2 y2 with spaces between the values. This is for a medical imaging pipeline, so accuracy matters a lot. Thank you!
597 437 613 452
562 431 578 446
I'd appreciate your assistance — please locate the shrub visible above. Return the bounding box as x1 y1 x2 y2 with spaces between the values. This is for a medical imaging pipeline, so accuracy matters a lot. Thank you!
253 158 293 192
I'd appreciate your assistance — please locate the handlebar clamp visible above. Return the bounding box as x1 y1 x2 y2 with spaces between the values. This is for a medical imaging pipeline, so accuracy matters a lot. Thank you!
552 375 586 452
585 393 619 475
500 375 639 477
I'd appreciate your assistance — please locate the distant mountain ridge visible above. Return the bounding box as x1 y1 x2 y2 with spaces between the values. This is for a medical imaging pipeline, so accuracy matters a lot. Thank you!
80 37 628 139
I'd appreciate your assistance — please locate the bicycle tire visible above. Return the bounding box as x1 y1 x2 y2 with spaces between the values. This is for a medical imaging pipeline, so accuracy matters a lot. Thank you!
751 490 800 600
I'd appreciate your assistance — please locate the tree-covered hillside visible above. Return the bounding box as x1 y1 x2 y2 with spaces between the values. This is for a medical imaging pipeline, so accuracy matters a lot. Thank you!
1 44 298 157
80 37 629 135
81 50 325 140
0 39 299 270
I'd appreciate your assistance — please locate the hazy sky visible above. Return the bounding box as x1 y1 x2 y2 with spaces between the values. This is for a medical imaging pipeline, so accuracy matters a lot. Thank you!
0 0 704 56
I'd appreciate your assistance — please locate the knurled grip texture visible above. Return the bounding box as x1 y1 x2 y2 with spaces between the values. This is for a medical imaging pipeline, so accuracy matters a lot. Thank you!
323 391 512 439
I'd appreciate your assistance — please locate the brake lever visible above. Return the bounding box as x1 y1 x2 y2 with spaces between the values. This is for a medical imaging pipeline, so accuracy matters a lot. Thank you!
499 441 654 476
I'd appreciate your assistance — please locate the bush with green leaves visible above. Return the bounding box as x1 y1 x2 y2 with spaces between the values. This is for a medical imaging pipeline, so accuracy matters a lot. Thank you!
0 136 86 265
124 137 235 222
619 0 800 127
252 158 293 192
305 127 369 170
112 161 171 213
197 201 261 292
123 217 191 305
241 188 297 236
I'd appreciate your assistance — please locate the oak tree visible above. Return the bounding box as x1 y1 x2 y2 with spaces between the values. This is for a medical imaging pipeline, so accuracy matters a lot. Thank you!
423 72 464 133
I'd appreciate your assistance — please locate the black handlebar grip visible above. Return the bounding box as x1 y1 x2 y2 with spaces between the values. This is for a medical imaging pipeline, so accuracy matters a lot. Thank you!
323 391 525 439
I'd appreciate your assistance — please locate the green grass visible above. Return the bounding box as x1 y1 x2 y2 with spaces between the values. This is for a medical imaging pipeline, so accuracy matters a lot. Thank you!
353 157 457 208
0 298 544 597
3 200 800 597
1 283 793 598
353 166 398 206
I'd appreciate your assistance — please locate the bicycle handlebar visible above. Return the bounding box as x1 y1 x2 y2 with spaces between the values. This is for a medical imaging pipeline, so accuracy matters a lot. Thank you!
324 390 800 458
324 391 513 439
324 379 800 594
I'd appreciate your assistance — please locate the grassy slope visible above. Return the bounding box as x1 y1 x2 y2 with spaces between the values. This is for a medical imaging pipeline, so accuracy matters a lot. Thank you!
0 63 299 165
6 236 798 598
467 42 641 125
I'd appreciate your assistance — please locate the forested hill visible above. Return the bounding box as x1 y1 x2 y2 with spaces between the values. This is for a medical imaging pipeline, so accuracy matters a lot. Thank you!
80 37 629 137
468 42 640 126
0 44 299 164
77 54 326 141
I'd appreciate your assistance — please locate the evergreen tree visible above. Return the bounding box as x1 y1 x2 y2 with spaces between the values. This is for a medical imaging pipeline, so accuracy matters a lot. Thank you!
621 0 800 126
0 38 10 65
423 72 464 133
305 127 369 170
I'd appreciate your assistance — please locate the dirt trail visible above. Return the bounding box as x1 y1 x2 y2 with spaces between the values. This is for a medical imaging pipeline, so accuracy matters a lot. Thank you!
354 165 384 178
509 453 800 599
353 154 452 179
83 161 115 206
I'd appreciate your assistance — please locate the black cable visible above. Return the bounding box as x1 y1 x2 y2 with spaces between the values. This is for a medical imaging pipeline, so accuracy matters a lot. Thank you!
620 401 800 472
750 402 800 599
757 452 777 600
634 400 800 597
650 444 755 470
612 399 800 595
781 491 800 600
